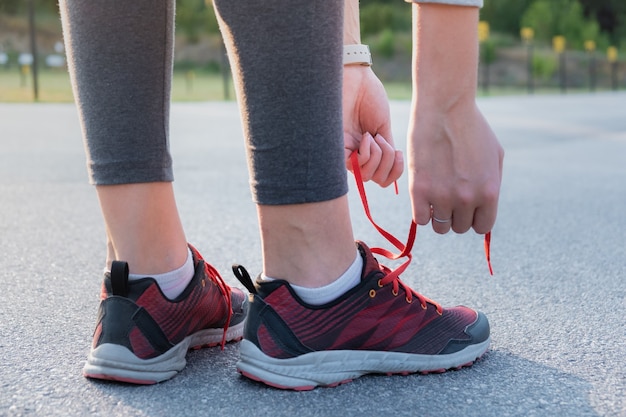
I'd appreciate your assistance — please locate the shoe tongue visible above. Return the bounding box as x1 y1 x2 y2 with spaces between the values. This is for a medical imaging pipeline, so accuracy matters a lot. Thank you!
110 261 130 297
356 241 382 280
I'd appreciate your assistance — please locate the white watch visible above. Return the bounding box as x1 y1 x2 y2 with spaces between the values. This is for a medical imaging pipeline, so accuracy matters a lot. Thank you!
343 44 372 66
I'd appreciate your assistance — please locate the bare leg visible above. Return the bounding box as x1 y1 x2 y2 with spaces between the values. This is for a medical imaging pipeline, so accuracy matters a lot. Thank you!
97 183 188 274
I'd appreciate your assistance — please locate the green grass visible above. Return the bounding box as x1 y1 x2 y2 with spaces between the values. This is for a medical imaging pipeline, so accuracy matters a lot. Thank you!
0 68 239 102
171 70 237 101
0 68 74 102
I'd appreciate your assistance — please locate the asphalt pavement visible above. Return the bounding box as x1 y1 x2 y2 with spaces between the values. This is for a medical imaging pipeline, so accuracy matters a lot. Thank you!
0 93 624 417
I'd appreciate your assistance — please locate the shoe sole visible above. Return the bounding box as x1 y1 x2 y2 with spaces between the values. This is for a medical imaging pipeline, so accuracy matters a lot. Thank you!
237 337 490 390
83 321 245 384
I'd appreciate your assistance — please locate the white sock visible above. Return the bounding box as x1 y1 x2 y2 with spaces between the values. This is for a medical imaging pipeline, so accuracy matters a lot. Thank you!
127 247 195 299
262 250 363 305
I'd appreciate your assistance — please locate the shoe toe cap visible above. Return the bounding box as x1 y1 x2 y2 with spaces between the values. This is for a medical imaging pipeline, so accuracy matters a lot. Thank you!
439 310 490 355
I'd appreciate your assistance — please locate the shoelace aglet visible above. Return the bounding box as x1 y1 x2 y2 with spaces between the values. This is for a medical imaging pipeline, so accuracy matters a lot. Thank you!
484 232 493 276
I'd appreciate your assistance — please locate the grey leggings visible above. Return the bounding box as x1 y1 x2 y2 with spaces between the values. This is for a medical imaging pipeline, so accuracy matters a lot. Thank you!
59 0 347 205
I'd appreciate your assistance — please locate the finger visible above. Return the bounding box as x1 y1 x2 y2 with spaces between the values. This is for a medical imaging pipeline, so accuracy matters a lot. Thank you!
345 145 355 172
370 134 397 186
359 133 382 182
450 207 473 234
345 132 371 174
472 185 500 234
450 190 475 234
376 120 394 148
345 154 354 172
411 189 433 226
473 204 497 234
344 132 360 172
386 150 404 186
431 206 453 234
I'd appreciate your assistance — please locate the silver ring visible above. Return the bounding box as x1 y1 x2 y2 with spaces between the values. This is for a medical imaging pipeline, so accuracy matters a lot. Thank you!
432 216 451 223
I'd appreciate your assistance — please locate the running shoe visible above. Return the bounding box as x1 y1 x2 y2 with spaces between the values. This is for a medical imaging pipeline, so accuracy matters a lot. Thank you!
231 241 490 390
83 245 247 384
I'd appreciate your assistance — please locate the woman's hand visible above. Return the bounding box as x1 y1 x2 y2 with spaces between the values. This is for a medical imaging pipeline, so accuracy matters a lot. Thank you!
342 65 404 187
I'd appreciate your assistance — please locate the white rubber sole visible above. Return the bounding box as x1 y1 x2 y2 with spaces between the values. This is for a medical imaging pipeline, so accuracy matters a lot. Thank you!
237 337 491 390
83 321 245 384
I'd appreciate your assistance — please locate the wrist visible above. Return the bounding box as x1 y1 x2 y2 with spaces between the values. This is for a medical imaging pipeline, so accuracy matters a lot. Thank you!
343 44 372 66
412 82 476 114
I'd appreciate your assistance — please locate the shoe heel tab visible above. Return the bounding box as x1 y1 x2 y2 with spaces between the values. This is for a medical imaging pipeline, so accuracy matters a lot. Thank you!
232 264 257 295
110 261 129 297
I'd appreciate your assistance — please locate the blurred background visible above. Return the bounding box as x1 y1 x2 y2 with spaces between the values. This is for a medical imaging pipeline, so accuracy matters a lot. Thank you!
1 0 625 101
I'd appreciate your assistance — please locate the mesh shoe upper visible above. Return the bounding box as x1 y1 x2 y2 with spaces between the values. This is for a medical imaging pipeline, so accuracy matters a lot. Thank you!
237 241 489 360
91 245 246 360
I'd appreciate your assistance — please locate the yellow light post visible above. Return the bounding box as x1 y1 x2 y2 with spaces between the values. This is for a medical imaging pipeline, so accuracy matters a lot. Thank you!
521 27 534 94
521 28 534 43
585 40 597 92
553 36 567 93
220 40 230 100
478 21 490 94
185 70 195 94
20 64 30 87
28 0 39 101
607 46 619 90
552 36 566 54
478 21 490 43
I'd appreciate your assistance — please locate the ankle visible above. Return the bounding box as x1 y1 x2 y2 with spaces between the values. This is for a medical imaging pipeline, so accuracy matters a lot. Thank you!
258 197 356 287
97 182 188 274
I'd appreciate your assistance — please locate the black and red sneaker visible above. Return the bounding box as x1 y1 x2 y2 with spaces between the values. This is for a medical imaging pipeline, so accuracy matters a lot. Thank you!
83 245 247 384
231 241 490 390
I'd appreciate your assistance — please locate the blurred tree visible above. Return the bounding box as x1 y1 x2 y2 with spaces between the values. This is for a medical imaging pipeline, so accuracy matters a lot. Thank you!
521 0 609 49
360 1 411 36
579 0 625 34
579 0 626 45
175 0 219 41
558 1 596 47
0 0 57 14
520 0 553 42
374 28 395 58
480 0 534 36
532 54 557 80
0 0 21 14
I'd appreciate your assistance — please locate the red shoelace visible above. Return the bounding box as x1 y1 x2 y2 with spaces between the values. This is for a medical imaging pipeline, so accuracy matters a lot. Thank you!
349 152 493 311
190 244 233 349
206 262 233 349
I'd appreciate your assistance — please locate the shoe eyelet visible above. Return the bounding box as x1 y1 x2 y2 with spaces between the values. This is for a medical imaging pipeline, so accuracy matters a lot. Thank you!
369 289 376 298
421 303 427 310
201 279 206 288
392 289 399 296
377 279 383 288
437 309 443 316
405 296 412 304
